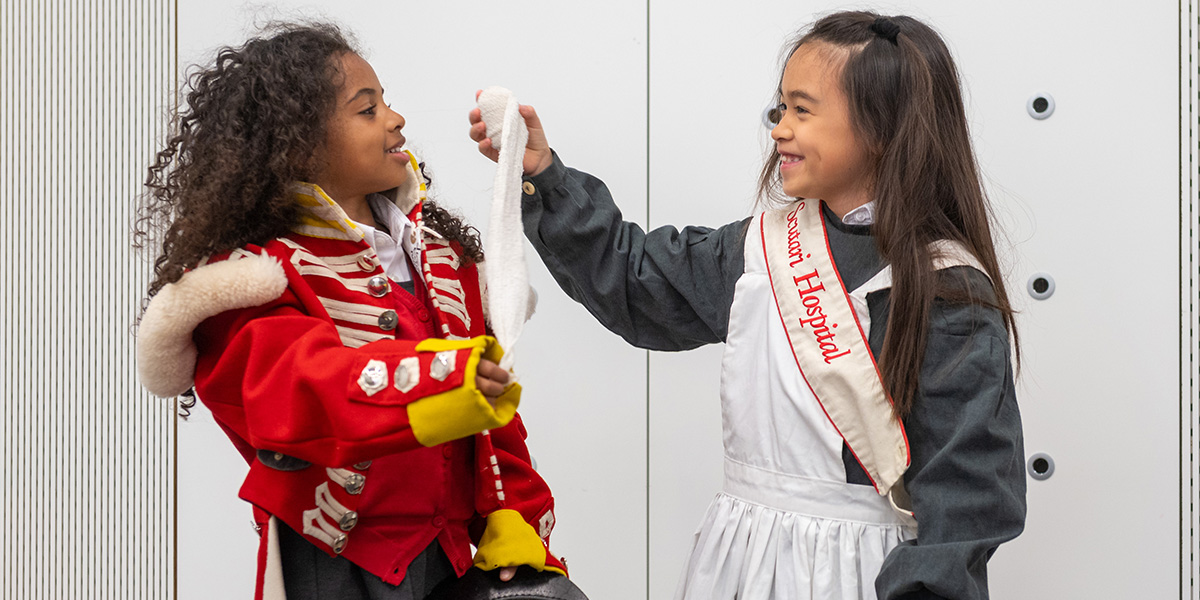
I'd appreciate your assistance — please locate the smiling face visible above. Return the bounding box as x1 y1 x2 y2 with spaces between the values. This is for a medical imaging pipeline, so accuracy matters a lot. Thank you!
310 52 409 206
771 42 873 215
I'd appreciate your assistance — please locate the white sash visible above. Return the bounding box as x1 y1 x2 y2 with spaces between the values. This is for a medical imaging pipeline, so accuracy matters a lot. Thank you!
760 201 988 509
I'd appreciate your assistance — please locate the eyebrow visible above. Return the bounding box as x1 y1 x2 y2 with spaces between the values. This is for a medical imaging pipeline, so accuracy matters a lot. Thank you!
346 87 382 104
781 88 819 104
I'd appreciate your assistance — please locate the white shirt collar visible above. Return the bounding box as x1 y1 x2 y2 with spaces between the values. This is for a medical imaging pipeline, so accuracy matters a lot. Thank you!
353 194 422 283
841 201 876 226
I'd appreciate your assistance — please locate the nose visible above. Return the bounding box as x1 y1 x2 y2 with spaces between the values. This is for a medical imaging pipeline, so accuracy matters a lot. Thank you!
386 105 405 131
770 120 790 142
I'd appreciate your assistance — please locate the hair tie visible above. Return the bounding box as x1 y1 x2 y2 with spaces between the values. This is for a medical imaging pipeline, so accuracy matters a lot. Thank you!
869 17 901 44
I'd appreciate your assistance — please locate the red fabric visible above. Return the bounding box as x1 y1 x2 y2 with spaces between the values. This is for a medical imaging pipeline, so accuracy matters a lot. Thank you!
191 228 562 588
254 510 269 600
480 415 568 574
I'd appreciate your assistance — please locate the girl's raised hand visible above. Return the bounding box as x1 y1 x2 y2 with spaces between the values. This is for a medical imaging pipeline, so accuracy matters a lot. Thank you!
469 91 553 177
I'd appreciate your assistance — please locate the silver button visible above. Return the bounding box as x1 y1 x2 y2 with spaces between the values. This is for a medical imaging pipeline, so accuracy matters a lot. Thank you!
430 351 455 381
332 534 348 554
367 276 389 297
395 363 410 389
353 461 372 470
357 360 388 396
357 255 376 272
344 473 365 495
378 310 398 331
339 511 359 532
394 357 419 393
273 452 284 461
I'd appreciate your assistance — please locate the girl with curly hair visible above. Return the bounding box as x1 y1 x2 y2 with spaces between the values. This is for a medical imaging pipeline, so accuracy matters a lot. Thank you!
135 22 566 599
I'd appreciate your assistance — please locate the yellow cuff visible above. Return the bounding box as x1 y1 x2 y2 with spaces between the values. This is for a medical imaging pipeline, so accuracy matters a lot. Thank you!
472 509 547 572
407 337 520 447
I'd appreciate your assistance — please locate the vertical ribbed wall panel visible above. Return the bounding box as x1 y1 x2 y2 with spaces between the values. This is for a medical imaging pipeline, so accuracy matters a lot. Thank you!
1184 2 1200 597
0 1 176 598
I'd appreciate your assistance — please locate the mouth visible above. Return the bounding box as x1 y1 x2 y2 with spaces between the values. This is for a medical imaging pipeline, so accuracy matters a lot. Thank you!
779 151 804 169
386 139 408 157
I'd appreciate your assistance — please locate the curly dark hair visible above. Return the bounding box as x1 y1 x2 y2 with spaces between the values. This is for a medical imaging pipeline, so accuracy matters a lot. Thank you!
137 22 482 299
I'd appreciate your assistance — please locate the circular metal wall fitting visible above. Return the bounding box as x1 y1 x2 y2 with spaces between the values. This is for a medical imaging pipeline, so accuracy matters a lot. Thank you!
1027 452 1055 481
1027 272 1055 300
1027 93 1056 120
762 105 781 129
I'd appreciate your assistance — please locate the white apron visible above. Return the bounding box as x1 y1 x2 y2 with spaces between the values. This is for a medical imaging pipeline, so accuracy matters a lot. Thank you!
674 209 917 600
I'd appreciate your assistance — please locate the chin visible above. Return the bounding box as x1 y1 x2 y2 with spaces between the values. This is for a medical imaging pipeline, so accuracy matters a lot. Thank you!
779 178 807 199
386 172 409 190
781 185 807 199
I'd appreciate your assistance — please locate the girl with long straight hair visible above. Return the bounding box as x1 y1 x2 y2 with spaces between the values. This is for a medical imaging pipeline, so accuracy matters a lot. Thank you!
470 9 1025 600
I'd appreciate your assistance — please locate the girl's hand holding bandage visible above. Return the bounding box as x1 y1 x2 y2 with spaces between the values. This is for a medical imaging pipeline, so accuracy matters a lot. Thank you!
468 90 552 177
475 358 511 407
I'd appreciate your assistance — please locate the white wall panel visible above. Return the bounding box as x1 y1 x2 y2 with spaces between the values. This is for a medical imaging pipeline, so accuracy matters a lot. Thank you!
947 2 1179 597
176 2 647 598
647 1 1186 598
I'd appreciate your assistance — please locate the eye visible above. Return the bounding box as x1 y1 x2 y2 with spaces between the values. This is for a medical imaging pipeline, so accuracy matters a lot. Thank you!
360 104 377 116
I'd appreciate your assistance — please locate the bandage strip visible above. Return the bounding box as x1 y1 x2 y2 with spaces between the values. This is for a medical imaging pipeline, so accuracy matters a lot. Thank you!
477 86 530 373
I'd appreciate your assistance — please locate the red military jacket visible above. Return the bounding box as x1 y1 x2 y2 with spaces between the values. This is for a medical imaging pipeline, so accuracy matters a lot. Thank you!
136 156 564 598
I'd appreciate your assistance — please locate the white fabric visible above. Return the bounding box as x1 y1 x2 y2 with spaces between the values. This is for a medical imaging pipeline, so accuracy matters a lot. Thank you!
354 194 419 284
841 201 875 226
760 202 909 496
675 215 916 600
262 516 286 600
477 86 530 371
136 251 288 398
676 461 915 600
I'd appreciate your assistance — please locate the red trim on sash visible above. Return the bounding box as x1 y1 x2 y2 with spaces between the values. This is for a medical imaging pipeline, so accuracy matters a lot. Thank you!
814 208 911 467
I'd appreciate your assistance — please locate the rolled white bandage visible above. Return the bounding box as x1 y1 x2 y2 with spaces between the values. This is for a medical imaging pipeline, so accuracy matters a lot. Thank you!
477 86 531 372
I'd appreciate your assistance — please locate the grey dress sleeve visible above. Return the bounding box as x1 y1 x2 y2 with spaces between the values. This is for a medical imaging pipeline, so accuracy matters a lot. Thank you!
873 267 1028 600
521 151 748 351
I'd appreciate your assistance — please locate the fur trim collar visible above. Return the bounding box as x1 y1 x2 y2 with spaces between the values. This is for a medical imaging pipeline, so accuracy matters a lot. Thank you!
136 252 288 398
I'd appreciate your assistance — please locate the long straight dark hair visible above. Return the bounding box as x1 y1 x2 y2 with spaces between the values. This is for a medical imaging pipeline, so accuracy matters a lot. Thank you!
759 11 1019 417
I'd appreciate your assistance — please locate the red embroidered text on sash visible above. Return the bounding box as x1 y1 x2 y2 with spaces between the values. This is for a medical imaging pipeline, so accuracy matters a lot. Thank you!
760 201 910 497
